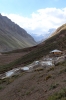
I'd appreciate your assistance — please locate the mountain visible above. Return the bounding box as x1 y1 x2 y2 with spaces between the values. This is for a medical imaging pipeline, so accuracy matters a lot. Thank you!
30 28 55 42
0 14 37 52
50 23 66 37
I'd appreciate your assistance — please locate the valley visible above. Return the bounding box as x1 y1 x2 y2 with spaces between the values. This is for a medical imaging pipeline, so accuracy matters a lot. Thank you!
0 16 66 100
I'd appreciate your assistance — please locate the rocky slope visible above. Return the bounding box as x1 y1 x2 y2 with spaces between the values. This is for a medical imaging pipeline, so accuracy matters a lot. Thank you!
0 14 36 52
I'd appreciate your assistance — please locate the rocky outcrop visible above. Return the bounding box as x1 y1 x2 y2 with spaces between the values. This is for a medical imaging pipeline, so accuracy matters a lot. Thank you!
53 55 66 65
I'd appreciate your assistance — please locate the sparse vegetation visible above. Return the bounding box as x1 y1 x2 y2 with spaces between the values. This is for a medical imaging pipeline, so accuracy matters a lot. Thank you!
47 67 54 72
34 67 44 71
63 80 66 82
47 88 66 100
49 83 59 90
0 86 4 90
59 68 66 74
45 75 52 81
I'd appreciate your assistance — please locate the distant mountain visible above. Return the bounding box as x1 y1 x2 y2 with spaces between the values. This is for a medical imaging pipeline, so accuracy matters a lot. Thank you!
30 28 55 42
0 14 37 52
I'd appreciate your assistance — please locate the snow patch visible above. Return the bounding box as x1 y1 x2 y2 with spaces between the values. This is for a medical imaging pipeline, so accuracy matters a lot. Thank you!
22 67 29 71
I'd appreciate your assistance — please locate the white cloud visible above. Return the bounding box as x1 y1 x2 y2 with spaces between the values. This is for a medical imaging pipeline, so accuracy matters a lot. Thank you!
2 7 66 36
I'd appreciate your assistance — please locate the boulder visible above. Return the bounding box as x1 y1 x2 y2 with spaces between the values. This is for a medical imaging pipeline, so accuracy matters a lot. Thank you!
54 55 66 65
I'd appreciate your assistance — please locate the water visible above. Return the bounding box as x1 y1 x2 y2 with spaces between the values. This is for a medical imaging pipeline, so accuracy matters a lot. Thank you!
40 61 53 66
21 67 29 71
0 60 54 79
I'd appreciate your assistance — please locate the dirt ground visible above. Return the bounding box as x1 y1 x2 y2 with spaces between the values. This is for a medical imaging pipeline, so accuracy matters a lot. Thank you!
0 64 66 100
0 52 29 65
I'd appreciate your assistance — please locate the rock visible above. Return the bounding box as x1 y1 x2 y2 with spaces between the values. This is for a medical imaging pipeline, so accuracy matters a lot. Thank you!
54 55 66 65
40 61 54 67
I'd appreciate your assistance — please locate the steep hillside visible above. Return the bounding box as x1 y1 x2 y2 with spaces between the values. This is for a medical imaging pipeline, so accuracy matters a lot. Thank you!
0 14 36 52
50 23 66 37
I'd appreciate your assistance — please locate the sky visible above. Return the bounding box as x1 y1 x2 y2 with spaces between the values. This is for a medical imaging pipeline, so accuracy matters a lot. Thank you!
0 0 66 37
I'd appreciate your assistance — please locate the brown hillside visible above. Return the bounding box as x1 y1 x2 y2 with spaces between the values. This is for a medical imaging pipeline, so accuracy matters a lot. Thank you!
51 23 66 37
0 61 66 100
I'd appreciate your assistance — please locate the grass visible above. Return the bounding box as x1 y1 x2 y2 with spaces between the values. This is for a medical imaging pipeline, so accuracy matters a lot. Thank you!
59 68 66 74
0 77 15 85
63 80 66 82
25 91 31 95
0 86 4 90
0 74 23 85
49 83 59 90
47 88 66 100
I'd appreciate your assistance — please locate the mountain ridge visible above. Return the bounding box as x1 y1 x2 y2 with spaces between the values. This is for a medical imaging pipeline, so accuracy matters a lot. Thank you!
0 14 36 52
50 23 66 37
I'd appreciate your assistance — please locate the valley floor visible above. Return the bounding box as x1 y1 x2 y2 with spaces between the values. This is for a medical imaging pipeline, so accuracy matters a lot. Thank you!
0 52 29 65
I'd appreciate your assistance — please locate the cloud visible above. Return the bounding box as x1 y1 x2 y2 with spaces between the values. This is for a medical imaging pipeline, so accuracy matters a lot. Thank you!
2 7 66 36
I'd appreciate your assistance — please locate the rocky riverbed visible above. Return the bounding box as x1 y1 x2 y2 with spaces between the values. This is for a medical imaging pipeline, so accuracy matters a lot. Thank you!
0 55 66 79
